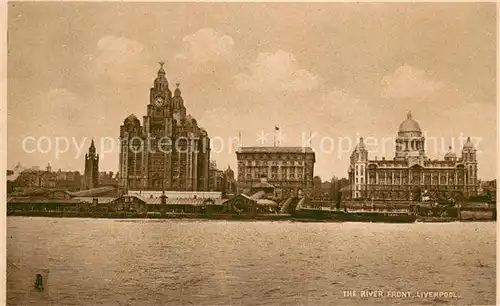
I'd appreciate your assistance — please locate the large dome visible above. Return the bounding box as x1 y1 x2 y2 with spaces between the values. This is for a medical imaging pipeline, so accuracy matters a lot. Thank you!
398 111 421 133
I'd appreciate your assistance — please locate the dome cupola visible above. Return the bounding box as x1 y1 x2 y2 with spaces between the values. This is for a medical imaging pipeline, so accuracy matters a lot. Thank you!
174 83 181 97
157 61 166 77
398 111 421 134
354 137 367 151
394 111 426 161
444 146 457 161
463 136 475 150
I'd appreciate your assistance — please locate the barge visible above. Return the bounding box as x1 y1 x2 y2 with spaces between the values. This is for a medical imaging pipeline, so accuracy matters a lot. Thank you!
292 208 417 223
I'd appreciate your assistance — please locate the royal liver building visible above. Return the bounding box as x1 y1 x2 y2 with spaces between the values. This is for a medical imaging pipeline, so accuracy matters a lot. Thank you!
118 63 210 193
348 112 479 201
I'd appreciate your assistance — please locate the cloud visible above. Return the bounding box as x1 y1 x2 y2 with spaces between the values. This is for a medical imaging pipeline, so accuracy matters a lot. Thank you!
13 88 90 137
234 50 320 91
8 88 100 171
97 36 144 54
317 89 366 119
93 35 151 84
323 89 362 106
381 65 443 99
175 28 234 63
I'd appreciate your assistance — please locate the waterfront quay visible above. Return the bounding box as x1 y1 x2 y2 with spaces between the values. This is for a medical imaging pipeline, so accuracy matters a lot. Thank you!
7 191 496 222
7 161 495 222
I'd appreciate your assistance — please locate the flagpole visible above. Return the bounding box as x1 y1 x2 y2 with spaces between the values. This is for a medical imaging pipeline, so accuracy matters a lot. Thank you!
274 130 276 147
274 126 278 147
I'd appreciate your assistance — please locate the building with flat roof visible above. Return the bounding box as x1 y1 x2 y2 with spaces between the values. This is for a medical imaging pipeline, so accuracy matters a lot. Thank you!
236 146 315 198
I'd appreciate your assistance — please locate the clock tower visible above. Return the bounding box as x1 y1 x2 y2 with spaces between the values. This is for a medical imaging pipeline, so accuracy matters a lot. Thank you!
119 62 211 193
147 61 172 118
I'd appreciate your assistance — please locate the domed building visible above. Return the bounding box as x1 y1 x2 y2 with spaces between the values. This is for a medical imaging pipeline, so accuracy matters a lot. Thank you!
118 63 211 193
348 112 479 201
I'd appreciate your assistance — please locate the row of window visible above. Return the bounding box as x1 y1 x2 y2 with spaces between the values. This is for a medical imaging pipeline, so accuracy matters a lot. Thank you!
360 170 472 177
240 160 305 166
352 153 367 161
463 153 476 161
358 178 471 185
239 154 309 160
355 178 365 184
238 173 305 180
366 173 466 180
356 165 365 176
240 169 307 175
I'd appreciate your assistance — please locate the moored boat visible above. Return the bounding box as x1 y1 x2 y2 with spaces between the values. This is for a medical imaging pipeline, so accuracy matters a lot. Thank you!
292 208 417 223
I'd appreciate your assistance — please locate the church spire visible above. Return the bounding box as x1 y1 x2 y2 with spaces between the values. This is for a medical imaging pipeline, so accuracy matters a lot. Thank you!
89 138 96 156
84 138 99 190
407 111 412 119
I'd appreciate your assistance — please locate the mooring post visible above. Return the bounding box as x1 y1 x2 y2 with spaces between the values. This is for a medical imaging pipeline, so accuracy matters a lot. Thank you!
34 269 49 294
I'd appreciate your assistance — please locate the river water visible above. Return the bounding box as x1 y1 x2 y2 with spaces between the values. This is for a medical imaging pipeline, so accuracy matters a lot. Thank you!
7 217 496 305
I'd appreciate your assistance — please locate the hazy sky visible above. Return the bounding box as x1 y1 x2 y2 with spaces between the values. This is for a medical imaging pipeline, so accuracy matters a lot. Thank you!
7 2 497 180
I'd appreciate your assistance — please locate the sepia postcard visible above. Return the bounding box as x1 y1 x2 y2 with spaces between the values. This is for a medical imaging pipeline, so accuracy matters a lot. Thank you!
4 2 498 305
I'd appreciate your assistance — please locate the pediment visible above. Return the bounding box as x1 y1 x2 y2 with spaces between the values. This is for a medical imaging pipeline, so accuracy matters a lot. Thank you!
409 163 424 169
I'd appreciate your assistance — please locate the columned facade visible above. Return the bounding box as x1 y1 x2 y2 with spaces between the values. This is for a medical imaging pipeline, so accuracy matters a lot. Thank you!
348 112 479 201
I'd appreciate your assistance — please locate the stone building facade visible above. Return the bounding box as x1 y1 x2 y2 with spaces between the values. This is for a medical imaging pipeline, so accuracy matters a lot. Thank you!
83 139 99 190
99 171 118 187
208 160 224 192
207 162 237 196
222 165 237 196
236 147 315 198
348 112 479 201
11 165 82 192
118 63 210 193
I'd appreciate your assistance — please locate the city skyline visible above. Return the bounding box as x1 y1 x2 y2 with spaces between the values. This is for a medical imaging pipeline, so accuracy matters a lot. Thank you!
7 2 497 180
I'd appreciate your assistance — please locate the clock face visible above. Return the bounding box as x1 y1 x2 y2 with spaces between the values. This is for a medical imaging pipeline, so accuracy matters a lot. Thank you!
154 96 164 107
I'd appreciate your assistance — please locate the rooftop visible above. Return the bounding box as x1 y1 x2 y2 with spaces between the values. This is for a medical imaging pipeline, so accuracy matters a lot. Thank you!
256 199 278 207
463 136 475 149
398 111 422 133
237 146 314 154
249 190 266 199
74 197 117 204
66 186 117 197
